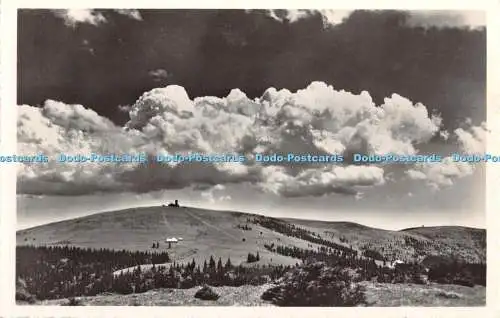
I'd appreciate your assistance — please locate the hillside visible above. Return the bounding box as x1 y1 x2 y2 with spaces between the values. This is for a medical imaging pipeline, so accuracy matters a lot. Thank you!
17 206 486 266
17 206 318 268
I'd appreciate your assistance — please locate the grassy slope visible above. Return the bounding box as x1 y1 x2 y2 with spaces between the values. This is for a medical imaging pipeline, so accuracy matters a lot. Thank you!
17 206 323 267
30 284 275 306
361 282 486 306
17 206 486 267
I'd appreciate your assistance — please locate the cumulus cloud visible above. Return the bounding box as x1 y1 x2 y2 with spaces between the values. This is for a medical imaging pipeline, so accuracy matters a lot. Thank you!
258 165 384 198
200 184 232 203
405 123 487 189
17 100 142 195
18 82 448 197
259 9 485 29
52 9 142 27
53 9 107 27
406 10 485 29
454 122 487 154
258 9 352 25
114 9 143 21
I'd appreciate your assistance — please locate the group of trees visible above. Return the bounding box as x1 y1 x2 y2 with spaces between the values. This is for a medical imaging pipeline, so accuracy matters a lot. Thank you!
252 217 357 257
151 242 161 249
16 245 290 301
424 256 486 287
17 245 171 300
361 249 385 261
265 243 380 280
111 256 290 296
236 224 252 231
247 252 260 263
263 242 486 288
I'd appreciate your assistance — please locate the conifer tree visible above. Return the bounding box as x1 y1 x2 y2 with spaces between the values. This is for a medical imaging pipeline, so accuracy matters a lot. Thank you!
225 257 232 269
217 257 223 273
209 255 216 270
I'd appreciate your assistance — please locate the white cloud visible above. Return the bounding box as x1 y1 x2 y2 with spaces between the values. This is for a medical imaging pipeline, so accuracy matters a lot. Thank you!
258 165 384 198
406 11 485 29
53 9 106 27
18 81 447 197
405 123 486 189
439 130 450 141
262 9 352 25
259 10 485 29
454 122 487 154
52 9 142 27
200 184 232 203
114 9 142 21
319 10 353 25
406 157 475 190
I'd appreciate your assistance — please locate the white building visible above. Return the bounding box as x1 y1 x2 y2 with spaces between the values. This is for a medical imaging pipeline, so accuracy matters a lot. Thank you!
390 260 404 268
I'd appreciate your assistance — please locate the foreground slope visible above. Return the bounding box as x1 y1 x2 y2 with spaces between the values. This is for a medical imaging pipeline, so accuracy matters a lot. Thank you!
17 206 486 266
25 282 485 307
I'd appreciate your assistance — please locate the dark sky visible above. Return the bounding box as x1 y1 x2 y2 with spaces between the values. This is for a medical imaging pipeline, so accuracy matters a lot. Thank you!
18 9 486 129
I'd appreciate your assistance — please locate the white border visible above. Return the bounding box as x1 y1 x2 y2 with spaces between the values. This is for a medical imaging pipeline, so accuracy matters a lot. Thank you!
1 0 499 317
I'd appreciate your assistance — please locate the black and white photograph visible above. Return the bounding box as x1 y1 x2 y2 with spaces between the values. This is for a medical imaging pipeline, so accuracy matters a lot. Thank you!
14 8 487 307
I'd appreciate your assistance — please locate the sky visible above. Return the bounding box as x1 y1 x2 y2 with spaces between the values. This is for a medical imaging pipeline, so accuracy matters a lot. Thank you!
16 9 487 230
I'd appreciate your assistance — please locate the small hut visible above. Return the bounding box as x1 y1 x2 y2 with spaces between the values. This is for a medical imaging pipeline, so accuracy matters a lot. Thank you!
165 237 179 248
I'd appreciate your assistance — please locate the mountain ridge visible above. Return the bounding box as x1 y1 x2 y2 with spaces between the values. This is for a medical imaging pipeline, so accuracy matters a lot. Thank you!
16 205 486 265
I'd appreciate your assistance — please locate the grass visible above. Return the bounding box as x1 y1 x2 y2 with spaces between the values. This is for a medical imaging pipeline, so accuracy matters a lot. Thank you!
17 206 326 267
21 282 485 307
33 284 275 306
361 282 486 306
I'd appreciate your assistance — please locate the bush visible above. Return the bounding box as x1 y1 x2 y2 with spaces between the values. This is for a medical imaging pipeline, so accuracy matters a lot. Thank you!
15 279 36 304
261 262 367 306
436 290 461 299
62 297 83 306
15 290 36 304
194 285 220 301
453 277 475 287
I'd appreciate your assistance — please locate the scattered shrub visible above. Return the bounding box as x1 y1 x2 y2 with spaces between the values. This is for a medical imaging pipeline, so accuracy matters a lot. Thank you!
194 285 219 301
261 262 367 306
436 290 461 299
62 297 83 306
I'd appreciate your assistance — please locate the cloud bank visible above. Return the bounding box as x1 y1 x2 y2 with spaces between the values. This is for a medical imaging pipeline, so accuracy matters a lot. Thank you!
17 82 484 197
261 9 485 29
